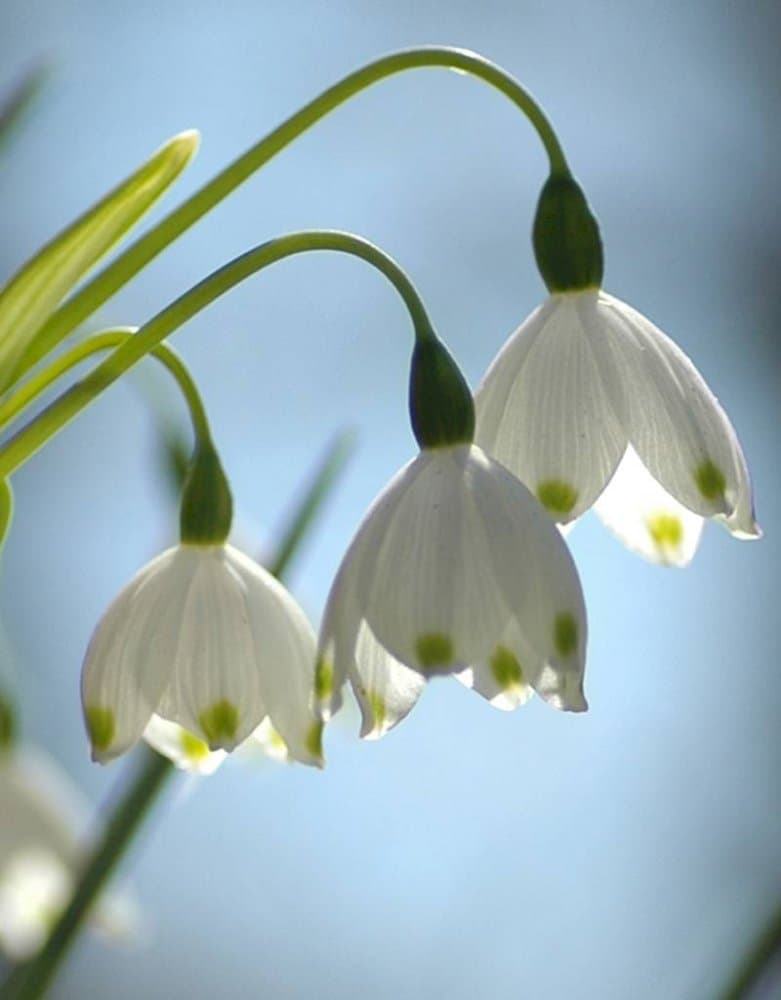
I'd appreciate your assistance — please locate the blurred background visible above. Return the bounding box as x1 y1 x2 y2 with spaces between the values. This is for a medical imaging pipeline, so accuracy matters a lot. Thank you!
1 1 779 997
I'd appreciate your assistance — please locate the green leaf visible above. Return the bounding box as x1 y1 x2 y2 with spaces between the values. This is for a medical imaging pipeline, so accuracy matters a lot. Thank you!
0 129 200 392
0 479 12 551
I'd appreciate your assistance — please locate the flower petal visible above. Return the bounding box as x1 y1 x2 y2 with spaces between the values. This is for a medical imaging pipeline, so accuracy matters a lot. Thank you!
142 715 226 775
599 292 758 533
594 446 704 566
81 548 182 762
475 292 627 521
348 620 426 739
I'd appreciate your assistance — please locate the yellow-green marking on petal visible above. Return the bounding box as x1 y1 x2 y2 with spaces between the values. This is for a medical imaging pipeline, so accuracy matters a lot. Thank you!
554 613 578 657
199 700 239 748
85 706 115 752
368 691 387 730
489 646 524 690
305 720 324 760
537 479 578 516
695 460 726 502
314 657 333 701
416 633 454 672
647 512 683 552
179 728 210 763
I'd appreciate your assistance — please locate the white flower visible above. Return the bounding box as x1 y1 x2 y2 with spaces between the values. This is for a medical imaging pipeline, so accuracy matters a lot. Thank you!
81 544 323 767
0 747 137 959
317 443 587 738
141 715 290 775
474 289 760 566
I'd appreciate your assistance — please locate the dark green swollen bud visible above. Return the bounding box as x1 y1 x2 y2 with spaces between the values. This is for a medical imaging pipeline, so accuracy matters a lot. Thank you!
0 479 12 552
533 172 604 292
179 440 233 545
409 335 475 449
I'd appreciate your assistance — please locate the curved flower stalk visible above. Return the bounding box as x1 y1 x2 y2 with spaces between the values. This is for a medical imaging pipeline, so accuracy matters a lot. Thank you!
0 747 137 960
318 335 587 740
474 177 759 567
81 543 322 768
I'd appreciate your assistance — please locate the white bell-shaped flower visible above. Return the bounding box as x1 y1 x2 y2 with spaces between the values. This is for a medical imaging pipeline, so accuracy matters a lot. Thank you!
317 443 587 738
475 289 760 566
142 715 291 775
0 747 137 959
81 544 322 767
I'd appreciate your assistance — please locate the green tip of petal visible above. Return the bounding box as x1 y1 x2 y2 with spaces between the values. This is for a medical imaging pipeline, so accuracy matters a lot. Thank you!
314 658 334 702
85 706 115 753
537 479 578 516
305 720 324 763
368 692 387 731
553 613 578 658
179 728 210 763
695 460 726 502
415 633 454 673
647 512 683 552
489 646 524 691
198 700 239 749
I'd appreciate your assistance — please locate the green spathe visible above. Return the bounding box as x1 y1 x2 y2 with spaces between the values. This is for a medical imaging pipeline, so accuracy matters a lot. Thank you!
533 172 604 292
409 335 475 449
179 441 233 544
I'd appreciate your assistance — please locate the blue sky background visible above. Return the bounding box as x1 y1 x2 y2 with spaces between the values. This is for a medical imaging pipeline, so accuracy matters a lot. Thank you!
1 2 779 997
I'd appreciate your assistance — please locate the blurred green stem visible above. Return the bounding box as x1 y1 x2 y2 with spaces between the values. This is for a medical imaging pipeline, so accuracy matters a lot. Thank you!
0 230 434 478
20 46 567 375
720 900 781 1000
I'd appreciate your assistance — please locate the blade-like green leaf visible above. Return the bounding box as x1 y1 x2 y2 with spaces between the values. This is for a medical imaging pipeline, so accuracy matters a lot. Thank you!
0 478 12 551
0 129 200 392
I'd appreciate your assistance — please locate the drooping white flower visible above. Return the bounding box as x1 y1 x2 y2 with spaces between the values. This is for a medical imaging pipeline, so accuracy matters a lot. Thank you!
81 544 323 767
317 443 587 738
0 747 137 959
474 289 760 566
142 714 290 775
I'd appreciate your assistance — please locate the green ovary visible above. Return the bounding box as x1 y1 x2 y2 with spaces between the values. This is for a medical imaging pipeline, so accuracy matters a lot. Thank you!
86 706 115 751
489 646 524 690
695 460 726 502
537 479 578 516
416 633 454 671
554 613 578 657
198 700 239 747
647 512 683 551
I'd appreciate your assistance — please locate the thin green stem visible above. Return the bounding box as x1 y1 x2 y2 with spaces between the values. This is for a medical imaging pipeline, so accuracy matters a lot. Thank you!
0 329 211 442
719 899 781 1000
20 46 567 375
0 230 434 478
0 747 172 1000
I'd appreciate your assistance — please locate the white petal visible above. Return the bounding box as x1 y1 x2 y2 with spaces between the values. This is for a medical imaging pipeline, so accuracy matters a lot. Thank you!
357 447 514 672
599 292 758 532
594 447 704 567
231 548 322 768
475 292 627 521
469 448 588 705
160 547 266 752
81 548 183 762
247 717 290 763
142 715 226 775
348 620 426 739
0 849 72 959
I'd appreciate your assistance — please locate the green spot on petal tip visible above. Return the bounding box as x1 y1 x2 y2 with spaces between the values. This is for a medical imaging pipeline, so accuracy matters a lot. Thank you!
415 633 454 673
314 658 333 701
198 700 239 749
554 613 578 658
85 705 115 752
647 512 683 551
489 646 524 690
537 479 578 516
180 728 210 762
695 460 726 502
368 691 386 730
305 720 324 762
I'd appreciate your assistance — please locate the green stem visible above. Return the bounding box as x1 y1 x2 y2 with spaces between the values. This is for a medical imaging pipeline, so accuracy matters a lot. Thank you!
20 46 567 375
0 230 434 478
0 329 211 442
0 747 172 1000
719 899 781 1000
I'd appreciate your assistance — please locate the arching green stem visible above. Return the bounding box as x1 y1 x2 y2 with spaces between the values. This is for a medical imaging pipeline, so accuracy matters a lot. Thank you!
0 328 211 442
0 231 435 478
20 47 568 376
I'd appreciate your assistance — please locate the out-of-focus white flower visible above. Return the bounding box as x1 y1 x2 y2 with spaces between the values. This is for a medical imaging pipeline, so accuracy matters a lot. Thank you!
0 748 137 960
82 544 322 767
142 715 290 775
475 289 760 566
317 443 587 739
